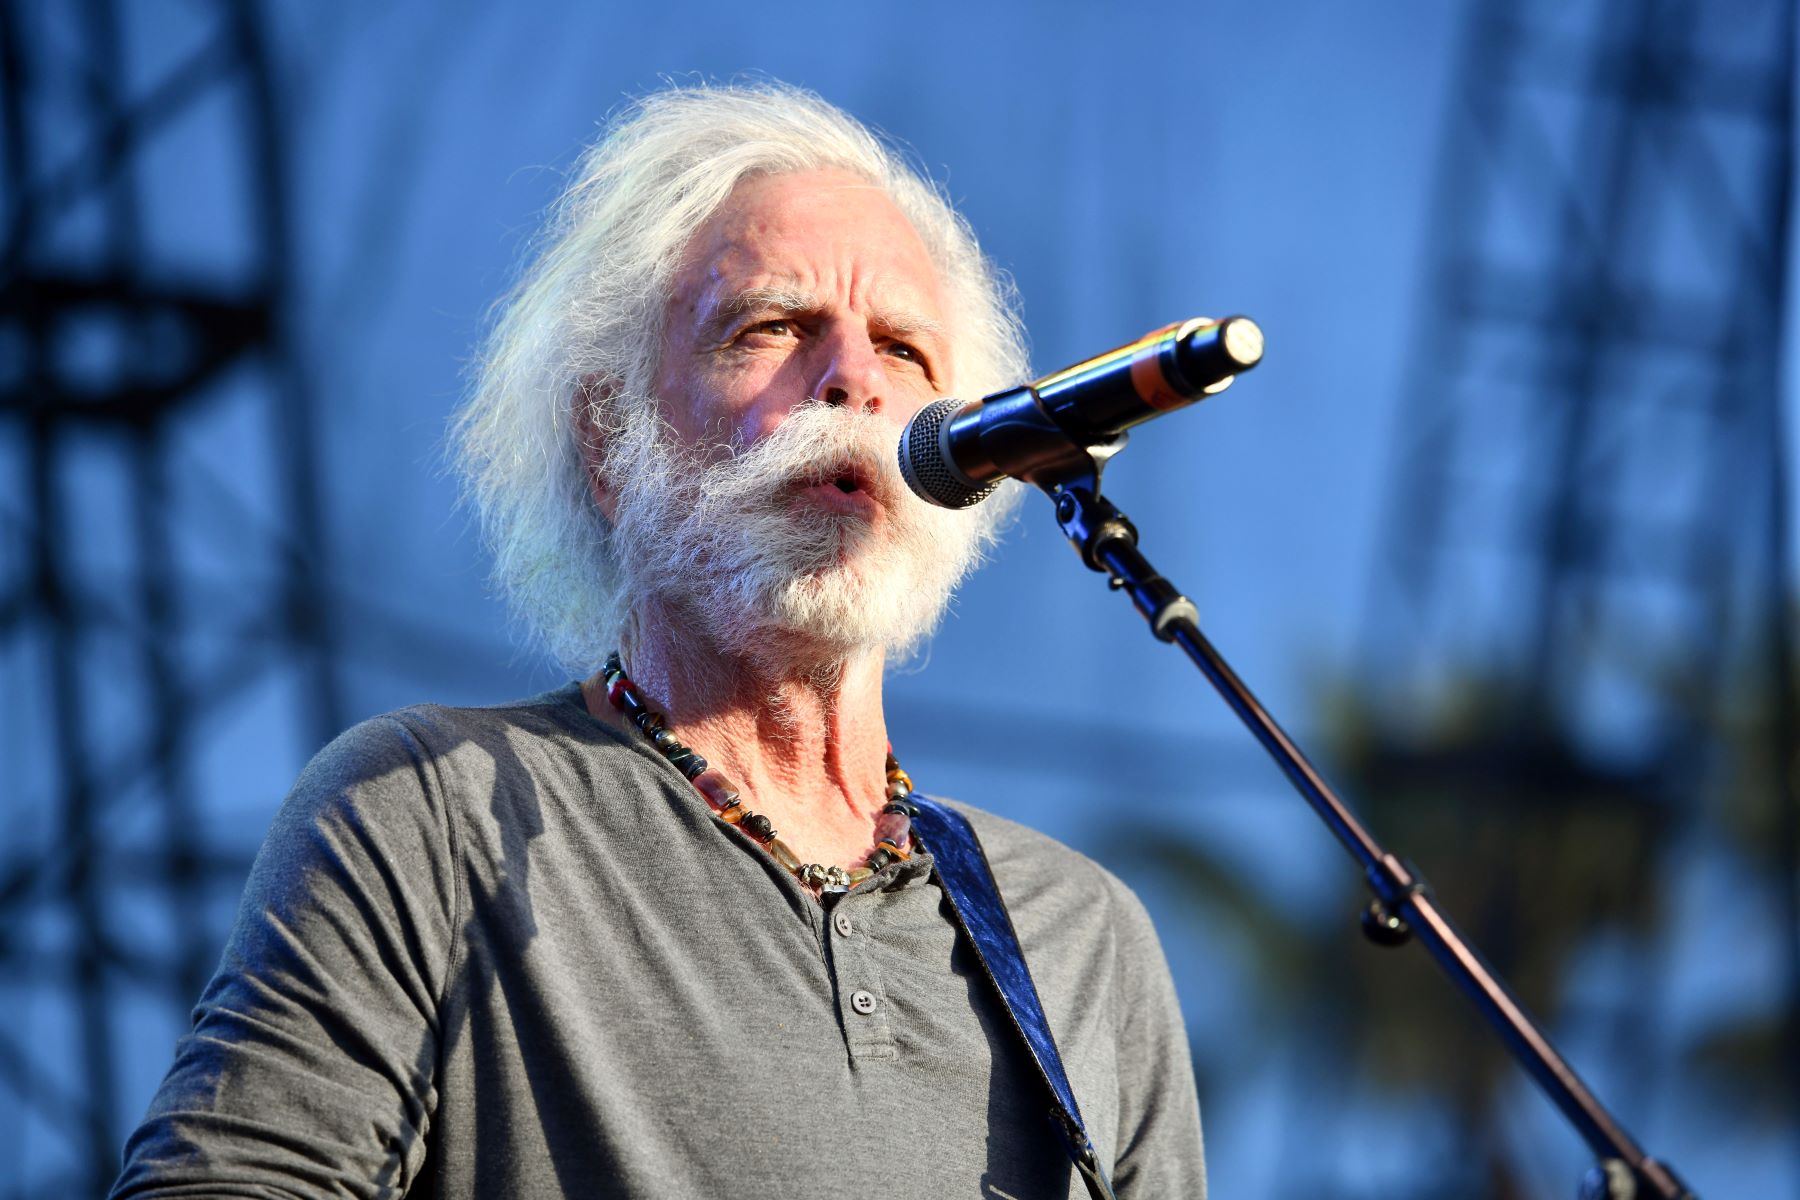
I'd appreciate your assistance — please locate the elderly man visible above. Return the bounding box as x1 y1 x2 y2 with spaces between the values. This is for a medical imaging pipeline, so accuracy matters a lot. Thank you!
113 83 1205 1198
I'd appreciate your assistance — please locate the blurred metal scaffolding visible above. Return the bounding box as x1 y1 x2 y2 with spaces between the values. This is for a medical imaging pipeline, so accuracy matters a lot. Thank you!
1344 0 1798 1193
0 1 340 1194
1369 0 1794 779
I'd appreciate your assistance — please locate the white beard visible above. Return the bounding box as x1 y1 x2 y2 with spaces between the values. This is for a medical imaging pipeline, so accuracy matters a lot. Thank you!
606 399 1008 665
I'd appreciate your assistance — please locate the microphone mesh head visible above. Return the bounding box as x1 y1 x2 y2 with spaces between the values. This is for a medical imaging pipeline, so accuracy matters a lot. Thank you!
898 398 998 509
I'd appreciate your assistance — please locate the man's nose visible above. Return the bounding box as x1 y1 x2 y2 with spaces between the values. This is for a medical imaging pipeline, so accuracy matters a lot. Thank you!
813 328 886 414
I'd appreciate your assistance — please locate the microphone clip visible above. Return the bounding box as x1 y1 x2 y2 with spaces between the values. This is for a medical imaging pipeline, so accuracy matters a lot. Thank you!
1048 479 1200 642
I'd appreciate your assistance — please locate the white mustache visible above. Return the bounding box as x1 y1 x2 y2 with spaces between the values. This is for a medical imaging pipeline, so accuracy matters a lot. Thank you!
682 402 902 514
608 394 1007 659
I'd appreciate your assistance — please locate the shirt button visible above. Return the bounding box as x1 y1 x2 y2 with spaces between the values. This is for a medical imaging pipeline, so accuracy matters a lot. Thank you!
833 912 854 937
850 989 877 1015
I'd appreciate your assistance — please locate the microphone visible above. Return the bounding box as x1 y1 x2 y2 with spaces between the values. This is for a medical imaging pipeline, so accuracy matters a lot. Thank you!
898 316 1264 508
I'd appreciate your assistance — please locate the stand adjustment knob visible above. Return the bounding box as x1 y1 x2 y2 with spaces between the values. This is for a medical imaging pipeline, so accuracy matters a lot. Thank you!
1579 1159 1637 1200
1360 898 1411 946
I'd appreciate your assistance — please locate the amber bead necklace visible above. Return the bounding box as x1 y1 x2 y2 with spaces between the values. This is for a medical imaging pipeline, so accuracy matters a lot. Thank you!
601 652 917 893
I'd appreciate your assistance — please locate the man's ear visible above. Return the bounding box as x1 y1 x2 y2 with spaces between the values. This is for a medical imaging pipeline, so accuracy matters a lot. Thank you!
572 374 620 522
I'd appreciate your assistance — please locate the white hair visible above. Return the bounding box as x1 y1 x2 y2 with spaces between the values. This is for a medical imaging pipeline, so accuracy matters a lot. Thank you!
452 81 1030 673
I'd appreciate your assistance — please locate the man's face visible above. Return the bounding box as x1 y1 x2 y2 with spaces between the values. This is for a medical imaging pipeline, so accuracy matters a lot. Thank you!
605 168 998 660
655 168 950 466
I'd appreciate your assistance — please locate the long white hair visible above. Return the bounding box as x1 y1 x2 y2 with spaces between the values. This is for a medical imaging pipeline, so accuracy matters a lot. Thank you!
452 81 1030 674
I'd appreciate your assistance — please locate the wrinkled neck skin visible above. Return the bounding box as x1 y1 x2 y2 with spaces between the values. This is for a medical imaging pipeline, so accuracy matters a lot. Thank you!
581 604 894 873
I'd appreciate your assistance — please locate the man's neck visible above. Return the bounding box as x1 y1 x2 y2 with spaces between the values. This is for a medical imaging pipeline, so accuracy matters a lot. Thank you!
583 619 894 872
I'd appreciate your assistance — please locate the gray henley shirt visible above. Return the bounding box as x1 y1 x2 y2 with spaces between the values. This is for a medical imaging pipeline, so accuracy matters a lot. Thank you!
112 685 1206 1198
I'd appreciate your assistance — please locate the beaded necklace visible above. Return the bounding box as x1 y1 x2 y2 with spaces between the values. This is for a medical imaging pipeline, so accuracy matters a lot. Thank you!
601 651 918 893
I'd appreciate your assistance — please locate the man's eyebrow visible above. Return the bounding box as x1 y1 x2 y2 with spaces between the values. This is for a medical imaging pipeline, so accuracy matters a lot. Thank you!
697 283 946 347
700 285 820 337
870 308 945 342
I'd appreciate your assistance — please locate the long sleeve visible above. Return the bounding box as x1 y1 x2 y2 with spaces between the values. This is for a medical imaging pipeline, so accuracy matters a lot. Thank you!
111 716 461 1199
1106 878 1208 1199
110 687 1208 1199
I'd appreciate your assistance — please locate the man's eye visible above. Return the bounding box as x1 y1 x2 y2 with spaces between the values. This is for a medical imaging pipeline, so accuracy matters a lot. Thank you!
749 319 793 337
885 341 923 364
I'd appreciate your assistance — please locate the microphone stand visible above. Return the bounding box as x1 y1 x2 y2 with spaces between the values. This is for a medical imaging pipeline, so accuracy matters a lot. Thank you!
1041 454 1696 1200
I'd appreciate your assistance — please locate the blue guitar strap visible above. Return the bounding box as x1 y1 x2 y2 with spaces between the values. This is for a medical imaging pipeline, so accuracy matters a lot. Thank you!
907 796 1119 1200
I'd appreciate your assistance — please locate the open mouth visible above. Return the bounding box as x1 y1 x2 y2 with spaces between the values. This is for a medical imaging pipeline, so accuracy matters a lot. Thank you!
796 458 882 510
814 458 874 493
